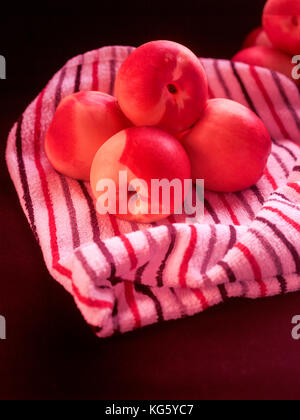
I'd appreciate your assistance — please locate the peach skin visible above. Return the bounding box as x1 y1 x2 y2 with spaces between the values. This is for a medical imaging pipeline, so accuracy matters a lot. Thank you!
243 27 273 49
45 91 132 180
233 46 298 85
115 40 208 135
90 127 191 223
263 0 300 56
180 99 272 193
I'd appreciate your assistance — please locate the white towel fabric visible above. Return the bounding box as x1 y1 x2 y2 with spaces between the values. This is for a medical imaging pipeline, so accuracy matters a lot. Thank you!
5 45 300 337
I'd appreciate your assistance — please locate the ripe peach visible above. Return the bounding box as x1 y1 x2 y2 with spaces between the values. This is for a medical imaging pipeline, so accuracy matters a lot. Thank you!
115 40 208 135
232 46 298 84
181 99 272 193
90 127 191 223
263 0 300 56
243 27 273 49
45 91 132 180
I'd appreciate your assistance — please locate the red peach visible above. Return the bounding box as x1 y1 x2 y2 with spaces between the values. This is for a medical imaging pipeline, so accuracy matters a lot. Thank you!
243 27 273 49
232 46 298 85
90 127 191 223
45 91 132 181
263 0 300 56
115 40 208 135
181 99 272 193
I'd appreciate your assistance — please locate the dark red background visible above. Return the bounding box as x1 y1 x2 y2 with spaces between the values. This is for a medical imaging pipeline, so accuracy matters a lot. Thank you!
1 1 300 400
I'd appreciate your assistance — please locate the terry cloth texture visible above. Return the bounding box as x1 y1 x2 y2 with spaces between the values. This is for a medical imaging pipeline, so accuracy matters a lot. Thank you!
6 45 300 337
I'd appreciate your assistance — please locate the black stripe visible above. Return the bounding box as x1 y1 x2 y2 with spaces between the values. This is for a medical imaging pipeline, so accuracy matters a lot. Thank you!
251 185 265 205
231 62 258 114
217 260 237 283
109 47 116 96
156 224 176 287
277 275 287 295
256 216 300 273
218 284 229 301
214 59 232 98
135 262 149 284
273 191 292 203
78 181 117 280
272 151 289 178
74 63 82 93
134 283 164 322
55 66 66 107
15 116 39 242
204 198 221 224
272 71 300 132
272 138 297 161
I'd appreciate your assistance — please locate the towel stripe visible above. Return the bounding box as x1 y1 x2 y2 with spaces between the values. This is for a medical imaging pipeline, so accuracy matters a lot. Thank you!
33 90 112 308
217 260 237 283
231 62 257 113
256 216 300 272
264 206 300 232
271 71 300 132
249 228 283 275
179 224 197 287
156 224 176 287
264 167 278 190
288 182 300 194
236 242 267 297
124 281 141 329
277 275 287 295
201 225 217 273
134 283 164 323
204 198 221 224
250 66 291 139
15 116 38 240
219 194 240 225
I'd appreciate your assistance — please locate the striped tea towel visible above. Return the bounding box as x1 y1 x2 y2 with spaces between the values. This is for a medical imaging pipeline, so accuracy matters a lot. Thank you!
5 45 300 338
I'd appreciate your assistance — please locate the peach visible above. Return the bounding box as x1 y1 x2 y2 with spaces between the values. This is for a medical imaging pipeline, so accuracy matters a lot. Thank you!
90 127 191 223
115 40 208 135
181 99 272 193
243 27 273 49
232 46 298 84
263 0 300 56
45 91 132 180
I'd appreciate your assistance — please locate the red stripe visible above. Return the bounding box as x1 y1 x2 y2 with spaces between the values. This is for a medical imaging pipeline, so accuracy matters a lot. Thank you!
192 289 209 310
34 90 61 264
179 224 197 287
72 282 113 309
120 235 138 270
109 213 121 236
34 91 112 310
124 281 141 328
264 167 278 190
264 206 300 233
92 59 99 90
250 66 291 139
219 194 240 225
236 242 267 297
288 182 300 194
53 263 112 308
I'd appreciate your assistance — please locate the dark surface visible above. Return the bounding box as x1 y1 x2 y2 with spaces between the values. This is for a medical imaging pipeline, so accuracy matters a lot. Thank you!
1 1 300 400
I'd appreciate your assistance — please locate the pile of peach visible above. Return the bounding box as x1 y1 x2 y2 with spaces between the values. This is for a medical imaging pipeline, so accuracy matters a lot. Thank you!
45 40 271 223
233 0 300 85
